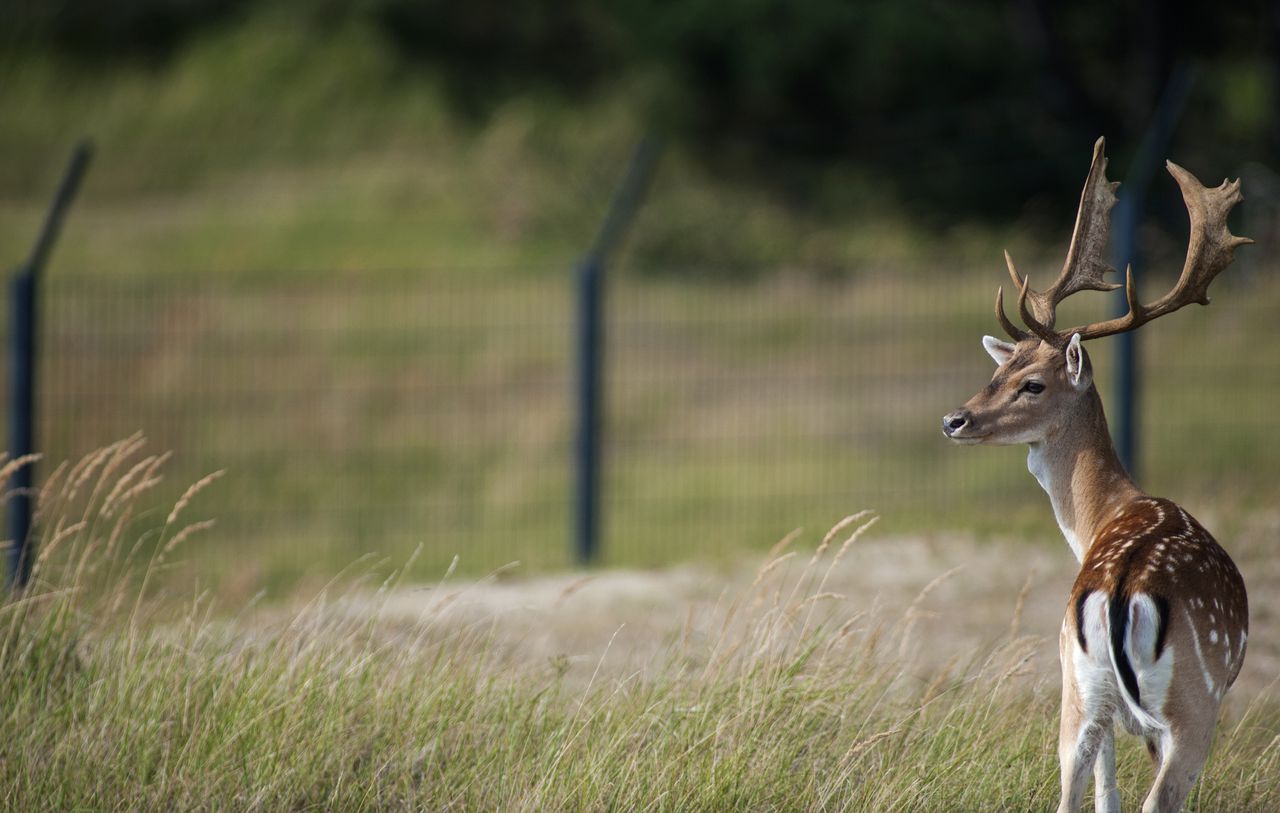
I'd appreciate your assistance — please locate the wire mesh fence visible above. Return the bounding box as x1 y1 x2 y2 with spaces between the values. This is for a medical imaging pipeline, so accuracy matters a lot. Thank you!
11 260 1280 583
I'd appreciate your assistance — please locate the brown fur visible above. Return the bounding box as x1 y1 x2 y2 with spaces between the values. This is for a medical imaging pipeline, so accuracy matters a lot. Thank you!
1073 497 1248 694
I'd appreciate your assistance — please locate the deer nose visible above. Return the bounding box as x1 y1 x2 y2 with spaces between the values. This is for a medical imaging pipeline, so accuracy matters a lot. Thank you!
942 410 971 435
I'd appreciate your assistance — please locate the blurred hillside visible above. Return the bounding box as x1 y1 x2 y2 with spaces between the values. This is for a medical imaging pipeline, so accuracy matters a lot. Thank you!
3 0 1277 276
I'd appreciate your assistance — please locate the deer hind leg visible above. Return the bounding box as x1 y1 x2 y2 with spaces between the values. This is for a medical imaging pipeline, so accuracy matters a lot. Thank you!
1057 601 1116 813
1140 677 1222 813
1141 726 1214 813
1144 733 1163 766
1092 723 1121 813
1057 703 1105 813
1057 683 1110 813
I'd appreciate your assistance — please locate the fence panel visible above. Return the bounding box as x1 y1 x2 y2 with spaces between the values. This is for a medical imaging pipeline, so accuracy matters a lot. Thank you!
11 261 1279 584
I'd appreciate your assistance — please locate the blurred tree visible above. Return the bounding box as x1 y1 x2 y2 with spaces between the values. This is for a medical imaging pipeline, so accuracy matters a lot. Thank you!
5 0 1275 222
607 0 1275 219
370 0 622 117
3 0 246 60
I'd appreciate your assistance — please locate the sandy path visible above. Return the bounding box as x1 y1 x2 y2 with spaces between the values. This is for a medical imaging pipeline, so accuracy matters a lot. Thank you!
367 514 1279 704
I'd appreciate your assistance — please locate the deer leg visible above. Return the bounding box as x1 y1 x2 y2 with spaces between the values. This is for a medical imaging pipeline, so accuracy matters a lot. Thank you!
1057 628 1108 813
1057 713 1105 813
1141 728 1213 813
1057 602 1118 813
1144 733 1162 766
1092 722 1121 813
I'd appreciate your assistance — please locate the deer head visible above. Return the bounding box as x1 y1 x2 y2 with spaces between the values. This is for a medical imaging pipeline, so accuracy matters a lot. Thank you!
942 332 1094 446
943 137 1251 447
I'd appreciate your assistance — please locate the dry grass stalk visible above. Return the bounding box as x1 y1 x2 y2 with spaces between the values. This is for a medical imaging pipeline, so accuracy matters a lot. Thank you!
992 646 1037 692
105 452 172 517
65 445 116 504
87 434 147 519
920 657 960 705
831 514 879 566
750 550 796 587
0 453 42 490
898 565 964 660
35 521 87 565
33 460 68 522
797 591 845 608
761 526 803 567
798 512 879 640
162 519 216 556
1009 572 1035 640
166 469 226 526
552 574 596 608
680 603 697 656
101 453 162 518
102 504 135 559
810 510 872 565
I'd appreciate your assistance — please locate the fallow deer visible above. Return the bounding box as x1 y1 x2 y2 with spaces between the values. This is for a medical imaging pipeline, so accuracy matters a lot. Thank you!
942 138 1251 813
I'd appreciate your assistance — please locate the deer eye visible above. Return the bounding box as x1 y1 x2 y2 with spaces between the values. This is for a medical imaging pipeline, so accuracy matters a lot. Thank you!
1020 381 1045 395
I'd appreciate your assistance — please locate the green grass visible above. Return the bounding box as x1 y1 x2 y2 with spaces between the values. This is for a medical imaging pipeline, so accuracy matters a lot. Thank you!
4 458 1278 811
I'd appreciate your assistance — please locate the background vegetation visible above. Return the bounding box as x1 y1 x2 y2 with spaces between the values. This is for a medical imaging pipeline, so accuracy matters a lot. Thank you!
5 0 1279 237
2 1 1279 590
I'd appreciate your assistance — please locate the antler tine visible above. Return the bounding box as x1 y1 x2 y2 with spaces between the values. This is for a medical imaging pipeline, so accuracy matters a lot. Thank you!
994 285 1030 341
996 250 1031 341
1003 249 1024 289
1016 275 1061 345
1066 163 1252 342
1013 138 1123 340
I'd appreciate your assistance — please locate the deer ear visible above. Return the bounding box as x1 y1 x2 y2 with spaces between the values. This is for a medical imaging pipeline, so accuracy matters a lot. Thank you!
1065 333 1091 390
982 335 1016 366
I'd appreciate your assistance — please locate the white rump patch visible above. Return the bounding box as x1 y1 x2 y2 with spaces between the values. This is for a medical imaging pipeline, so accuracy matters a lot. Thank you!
1072 593 1117 719
1070 592 1169 735
1120 594 1172 733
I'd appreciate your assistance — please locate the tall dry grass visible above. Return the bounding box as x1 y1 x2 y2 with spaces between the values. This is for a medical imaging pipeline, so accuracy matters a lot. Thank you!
1 442 1277 810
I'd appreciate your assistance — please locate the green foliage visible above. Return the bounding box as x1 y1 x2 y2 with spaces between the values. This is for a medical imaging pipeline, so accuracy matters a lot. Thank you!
3 0 247 60
7 0 1275 221
371 0 621 117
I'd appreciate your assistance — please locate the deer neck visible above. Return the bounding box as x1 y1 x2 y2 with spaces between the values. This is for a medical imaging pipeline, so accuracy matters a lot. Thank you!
1025 386 1143 562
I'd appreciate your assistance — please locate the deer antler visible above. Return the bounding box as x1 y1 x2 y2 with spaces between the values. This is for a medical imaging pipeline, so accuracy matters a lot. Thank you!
1001 137 1123 343
1061 163 1253 341
997 138 1252 346
993 249 1032 341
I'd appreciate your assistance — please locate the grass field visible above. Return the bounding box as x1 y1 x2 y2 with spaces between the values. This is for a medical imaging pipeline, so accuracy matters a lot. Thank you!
5 455 1279 811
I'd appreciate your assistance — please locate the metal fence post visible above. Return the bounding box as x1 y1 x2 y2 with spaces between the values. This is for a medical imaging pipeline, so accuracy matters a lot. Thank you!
1111 65 1193 481
1111 193 1141 478
573 137 660 566
574 256 604 567
7 141 92 589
